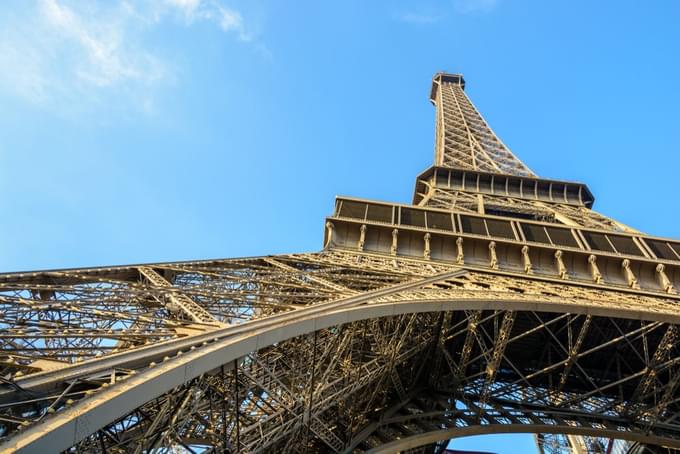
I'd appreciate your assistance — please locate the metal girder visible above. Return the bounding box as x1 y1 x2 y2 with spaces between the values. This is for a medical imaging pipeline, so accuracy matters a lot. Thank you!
138 266 221 325
627 325 679 414
1 72 679 454
4 255 680 452
0 265 466 452
478 310 516 408
556 315 592 397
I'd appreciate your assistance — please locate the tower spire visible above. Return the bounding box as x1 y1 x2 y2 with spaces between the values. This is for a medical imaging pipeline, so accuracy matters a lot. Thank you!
431 72 535 177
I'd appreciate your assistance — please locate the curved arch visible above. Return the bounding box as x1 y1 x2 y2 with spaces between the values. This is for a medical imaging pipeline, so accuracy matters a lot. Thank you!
4 293 680 453
365 424 680 453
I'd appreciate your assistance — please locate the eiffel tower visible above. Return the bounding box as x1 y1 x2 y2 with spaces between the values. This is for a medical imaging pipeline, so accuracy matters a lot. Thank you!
2 73 680 454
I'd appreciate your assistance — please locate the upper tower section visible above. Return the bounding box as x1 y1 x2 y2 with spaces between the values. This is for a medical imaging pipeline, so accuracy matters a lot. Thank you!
431 72 535 177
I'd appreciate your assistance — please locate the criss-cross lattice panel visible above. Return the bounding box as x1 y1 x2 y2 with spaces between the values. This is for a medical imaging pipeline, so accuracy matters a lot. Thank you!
433 75 535 177
1 252 680 453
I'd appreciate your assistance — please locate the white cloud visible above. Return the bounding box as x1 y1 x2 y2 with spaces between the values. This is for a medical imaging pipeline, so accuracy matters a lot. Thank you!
219 7 250 41
160 0 250 40
0 0 254 109
166 0 202 16
41 0 166 88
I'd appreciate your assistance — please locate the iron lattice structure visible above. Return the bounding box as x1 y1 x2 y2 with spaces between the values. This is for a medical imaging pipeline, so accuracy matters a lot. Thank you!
1 73 680 454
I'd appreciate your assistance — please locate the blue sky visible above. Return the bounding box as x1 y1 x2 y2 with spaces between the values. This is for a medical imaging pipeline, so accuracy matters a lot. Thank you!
1 1 679 452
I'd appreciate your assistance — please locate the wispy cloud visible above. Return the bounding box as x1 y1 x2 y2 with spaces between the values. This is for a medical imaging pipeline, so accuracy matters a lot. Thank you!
163 0 251 41
0 0 254 110
42 0 166 88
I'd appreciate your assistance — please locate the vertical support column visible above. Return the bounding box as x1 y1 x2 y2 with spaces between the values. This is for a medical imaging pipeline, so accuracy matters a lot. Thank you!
457 311 482 380
390 229 399 256
554 250 568 280
357 225 367 251
479 311 516 408
324 222 335 248
423 233 431 260
456 237 465 265
656 264 675 294
521 246 532 274
220 365 228 451
488 241 499 270
588 255 603 284
622 259 640 289
233 359 240 453
303 331 319 448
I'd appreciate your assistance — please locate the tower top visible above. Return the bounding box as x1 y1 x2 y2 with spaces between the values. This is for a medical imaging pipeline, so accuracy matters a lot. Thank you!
429 71 534 176
430 72 465 102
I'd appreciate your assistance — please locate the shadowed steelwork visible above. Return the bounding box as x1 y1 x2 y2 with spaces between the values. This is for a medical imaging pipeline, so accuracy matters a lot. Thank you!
1 74 679 454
